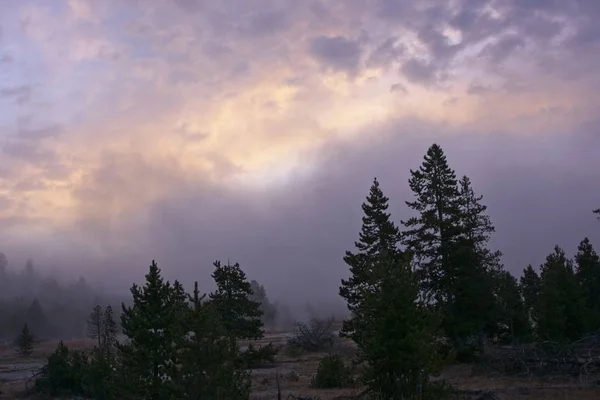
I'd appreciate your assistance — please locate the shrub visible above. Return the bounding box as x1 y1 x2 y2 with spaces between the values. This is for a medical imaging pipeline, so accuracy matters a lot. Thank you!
287 317 335 352
311 353 354 388
242 342 279 368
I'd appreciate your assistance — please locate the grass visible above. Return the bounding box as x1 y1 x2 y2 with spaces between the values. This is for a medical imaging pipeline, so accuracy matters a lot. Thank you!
2 330 600 399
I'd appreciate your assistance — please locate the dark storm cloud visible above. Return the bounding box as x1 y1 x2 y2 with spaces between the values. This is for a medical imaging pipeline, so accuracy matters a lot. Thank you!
308 35 363 75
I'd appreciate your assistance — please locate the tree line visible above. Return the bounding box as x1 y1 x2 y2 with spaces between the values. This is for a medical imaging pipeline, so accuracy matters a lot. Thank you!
31 260 278 399
338 143 600 398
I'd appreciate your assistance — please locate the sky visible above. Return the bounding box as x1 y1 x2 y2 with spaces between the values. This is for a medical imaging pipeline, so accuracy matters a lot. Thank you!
0 0 599 309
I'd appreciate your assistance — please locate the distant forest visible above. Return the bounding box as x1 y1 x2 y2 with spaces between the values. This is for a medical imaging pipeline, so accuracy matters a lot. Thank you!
0 257 124 341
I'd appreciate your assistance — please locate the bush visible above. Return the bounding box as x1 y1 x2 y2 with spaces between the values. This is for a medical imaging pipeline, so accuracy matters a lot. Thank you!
241 342 279 368
311 353 354 388
287 317 335 352
34 341 86 396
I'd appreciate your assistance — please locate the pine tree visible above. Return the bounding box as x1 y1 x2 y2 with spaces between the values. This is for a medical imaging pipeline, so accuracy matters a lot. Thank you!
249 280 277 325
520 265 541 325
401 144 461 305
494 271 531 343
537 246 588 342
87 305 103 349
443 176 500 351
17 322 35 357
116 260 184 399
575 238 600 330
356 252 441 398
179 282 251 399
100 306 118 357
208 261 264 341
339 177 401 341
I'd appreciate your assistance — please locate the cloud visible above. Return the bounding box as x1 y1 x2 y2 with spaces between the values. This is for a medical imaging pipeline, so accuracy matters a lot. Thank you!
0 0 599 310
0 85 31 104
308 35 363 75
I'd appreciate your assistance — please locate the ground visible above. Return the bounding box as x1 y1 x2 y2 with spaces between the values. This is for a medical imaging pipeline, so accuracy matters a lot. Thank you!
2 330 600 399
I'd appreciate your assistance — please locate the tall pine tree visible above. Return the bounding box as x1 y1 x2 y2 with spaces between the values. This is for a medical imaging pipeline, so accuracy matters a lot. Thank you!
520 265 541 326
116 260 184 399
180 282 250 399
208 261 263 341
537 247 588 342
87 305 103 349
340 179 439 398
339 177 401 341
401 144 461 306
575 238 600 330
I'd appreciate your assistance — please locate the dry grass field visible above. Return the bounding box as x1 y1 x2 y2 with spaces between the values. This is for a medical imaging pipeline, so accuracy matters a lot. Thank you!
2 329 600 399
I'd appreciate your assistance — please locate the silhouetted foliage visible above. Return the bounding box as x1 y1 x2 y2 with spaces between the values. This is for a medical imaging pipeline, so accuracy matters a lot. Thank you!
341 178 441 399
16 322 34 357
87 304 103 348
575 238 600 331
116 260 184 399
179 282 251 399
537 246 588 342
311 354 354 388
287 317 335 352
209 260 264 341
339 177 402 343
520 265 541 325
249 279 277 326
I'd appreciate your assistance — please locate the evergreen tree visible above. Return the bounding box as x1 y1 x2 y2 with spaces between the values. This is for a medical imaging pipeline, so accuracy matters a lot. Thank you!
116 260 184 399
575 238 600 330
401 144 461 305
101 306 118 357
208 261 263 341
357 253 441 399
17 322 35 357
180 282 251 399
537 246 588 342
443 176 500 351
249 280 277 325
339 177 401 341
87 305 103 349
494 271 531 343
520 265 541 325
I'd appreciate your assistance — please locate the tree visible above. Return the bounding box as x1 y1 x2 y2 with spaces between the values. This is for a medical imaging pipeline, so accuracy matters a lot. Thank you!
179 282 250 399
537 246 588 342
339 177 401 341
401 144 461 306
520 265 541 325
494 271 531 343
340 180 440 398
575 238 600 330
17 322 35 357
116 260 184 399
443 176 500 351
249 280 277 325
87 305 103 349
101 306 118 357
358 253 441 398
208 260 264 341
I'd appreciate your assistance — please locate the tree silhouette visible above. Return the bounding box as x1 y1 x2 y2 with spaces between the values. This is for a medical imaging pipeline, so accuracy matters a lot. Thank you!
17 323 35 357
